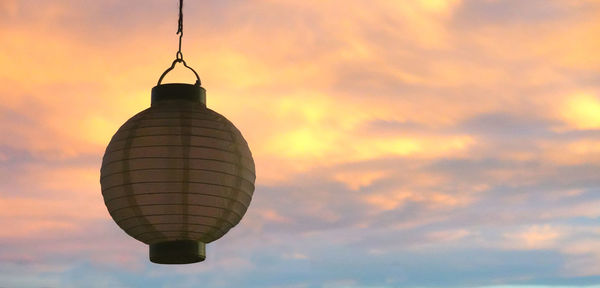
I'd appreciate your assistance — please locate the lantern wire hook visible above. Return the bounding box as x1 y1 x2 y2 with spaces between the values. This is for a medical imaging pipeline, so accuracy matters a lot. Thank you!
157 0 201 86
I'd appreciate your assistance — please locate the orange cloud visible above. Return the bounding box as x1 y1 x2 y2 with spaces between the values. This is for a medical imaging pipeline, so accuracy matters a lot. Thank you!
503 225 562 250
363 189 471 212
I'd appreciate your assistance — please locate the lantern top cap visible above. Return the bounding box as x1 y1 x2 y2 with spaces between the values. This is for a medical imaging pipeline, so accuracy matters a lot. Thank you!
151 83 206 106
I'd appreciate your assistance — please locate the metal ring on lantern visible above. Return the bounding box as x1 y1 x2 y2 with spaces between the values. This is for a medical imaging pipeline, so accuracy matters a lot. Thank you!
157 57 202 86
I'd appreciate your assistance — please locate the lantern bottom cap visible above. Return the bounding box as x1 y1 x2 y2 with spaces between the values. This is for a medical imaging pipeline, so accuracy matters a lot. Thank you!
149 240 206 264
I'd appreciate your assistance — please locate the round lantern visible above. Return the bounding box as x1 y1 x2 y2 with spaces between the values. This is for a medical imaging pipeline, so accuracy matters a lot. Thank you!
100 59 255 264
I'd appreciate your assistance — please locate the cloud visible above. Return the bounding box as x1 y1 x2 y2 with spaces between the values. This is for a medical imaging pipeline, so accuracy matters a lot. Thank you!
503 225 563 250
2 0 600 287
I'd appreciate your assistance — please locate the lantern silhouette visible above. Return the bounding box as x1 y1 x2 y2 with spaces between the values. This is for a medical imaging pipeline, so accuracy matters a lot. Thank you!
100 57 255 264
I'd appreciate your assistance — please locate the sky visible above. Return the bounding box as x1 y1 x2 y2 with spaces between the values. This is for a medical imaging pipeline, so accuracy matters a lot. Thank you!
1 0 600 287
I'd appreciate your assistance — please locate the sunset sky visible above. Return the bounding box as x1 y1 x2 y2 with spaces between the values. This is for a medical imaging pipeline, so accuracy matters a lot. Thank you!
2 0 600 287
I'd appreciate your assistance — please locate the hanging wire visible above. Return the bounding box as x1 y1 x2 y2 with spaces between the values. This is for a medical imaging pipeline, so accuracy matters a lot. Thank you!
156 0 201 86
176 0 184 60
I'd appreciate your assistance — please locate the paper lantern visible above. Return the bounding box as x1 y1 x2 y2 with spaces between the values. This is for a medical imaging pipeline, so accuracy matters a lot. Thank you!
100 80 255 264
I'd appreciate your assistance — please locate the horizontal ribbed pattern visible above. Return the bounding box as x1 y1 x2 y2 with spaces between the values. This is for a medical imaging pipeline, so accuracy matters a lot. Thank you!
111 126 233 142
102 182 253 204
100 100 255 245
